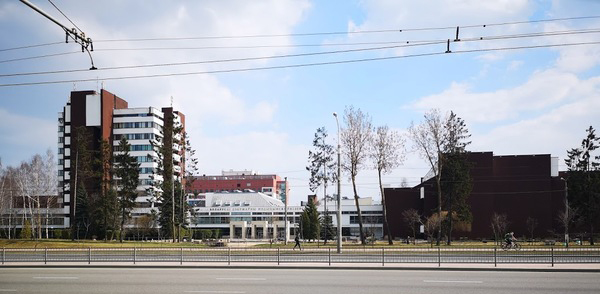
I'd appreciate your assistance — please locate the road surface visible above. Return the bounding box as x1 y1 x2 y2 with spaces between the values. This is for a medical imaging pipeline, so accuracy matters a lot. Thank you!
0 268 598 294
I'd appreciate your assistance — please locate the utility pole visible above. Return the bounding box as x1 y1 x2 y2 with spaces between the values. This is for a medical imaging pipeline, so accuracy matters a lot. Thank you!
333 112 342 253
284 177 288 245
323 146 328 244
562 178 569 248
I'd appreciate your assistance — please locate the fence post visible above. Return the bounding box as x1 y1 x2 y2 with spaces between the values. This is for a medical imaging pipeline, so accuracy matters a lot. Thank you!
494 247 497 267
277 248 280 265
2 247 4 265
88 247 91 265
329 248 331 266
438 247 441 267
133 247 136 265
44 247 47 265
228 247 231 265
551 247 554 267
382 248 385 266
180 247 183 265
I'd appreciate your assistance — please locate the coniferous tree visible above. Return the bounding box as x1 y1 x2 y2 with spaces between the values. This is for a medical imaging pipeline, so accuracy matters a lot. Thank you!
441 111 472 245
149 112 183 241
72 126 93 240
177 131 199 241
320 213 336 242
306 127 336 244
565 126 600 245
114 137 140 242
301 199 320 241
96 139 118 241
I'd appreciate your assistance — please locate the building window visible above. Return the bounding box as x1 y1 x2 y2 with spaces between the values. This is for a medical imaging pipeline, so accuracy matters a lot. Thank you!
58 148 64 154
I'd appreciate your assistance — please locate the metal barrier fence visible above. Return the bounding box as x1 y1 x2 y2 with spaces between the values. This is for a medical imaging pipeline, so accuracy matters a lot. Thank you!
1 247 599 266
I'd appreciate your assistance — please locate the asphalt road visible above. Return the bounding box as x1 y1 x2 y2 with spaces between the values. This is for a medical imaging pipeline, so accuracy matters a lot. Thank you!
0 268 599 294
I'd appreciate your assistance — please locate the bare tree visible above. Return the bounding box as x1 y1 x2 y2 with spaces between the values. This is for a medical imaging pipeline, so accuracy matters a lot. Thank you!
0 160 9 238
400 178 409 188
37 150 57 239
341 106 373 245
402 209 421 244
424 214 442 247
409 109 472 246
409 109 445 245
556 200 577 247
490 213 509 245
526 217 538 244
370 125 405 244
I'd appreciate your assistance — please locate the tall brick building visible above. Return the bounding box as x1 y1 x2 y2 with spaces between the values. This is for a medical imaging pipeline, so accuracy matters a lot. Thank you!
57 89 185 228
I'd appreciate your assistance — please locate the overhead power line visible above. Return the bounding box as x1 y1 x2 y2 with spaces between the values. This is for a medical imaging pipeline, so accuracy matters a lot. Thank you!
2 28 600 77
93 15 600 42
0 41 444 77
0 42 64 52
47 0 83 34
2 15 598 52
2 40 599 88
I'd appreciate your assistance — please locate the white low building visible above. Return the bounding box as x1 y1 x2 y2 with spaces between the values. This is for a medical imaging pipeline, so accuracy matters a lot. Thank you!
188 192 383 241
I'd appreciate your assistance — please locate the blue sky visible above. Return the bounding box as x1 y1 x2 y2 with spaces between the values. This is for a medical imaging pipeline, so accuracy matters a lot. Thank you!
1 0 599 205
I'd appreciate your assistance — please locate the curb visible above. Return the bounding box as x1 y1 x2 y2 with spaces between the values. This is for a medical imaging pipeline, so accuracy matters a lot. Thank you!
2 264 599 273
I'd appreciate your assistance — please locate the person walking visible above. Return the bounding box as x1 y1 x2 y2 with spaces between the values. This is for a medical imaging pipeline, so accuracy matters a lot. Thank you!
293 235 302 250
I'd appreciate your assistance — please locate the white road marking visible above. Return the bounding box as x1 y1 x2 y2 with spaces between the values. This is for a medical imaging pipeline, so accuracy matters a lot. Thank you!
184 291 245 294
423 280 483 284
215 278 266 281
33 276 79 280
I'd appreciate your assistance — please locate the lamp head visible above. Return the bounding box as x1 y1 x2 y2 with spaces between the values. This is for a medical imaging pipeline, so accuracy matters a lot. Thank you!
333 112 337 117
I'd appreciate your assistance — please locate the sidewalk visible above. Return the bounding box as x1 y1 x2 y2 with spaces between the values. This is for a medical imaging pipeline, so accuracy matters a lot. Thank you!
2 262 599 272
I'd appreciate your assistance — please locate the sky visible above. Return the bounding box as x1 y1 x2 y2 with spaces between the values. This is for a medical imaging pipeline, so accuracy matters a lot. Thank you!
1 0 599 205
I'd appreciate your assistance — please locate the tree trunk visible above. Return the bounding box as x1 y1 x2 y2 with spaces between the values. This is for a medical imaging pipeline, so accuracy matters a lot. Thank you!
323 177 328 245
351 174 365 245
120 208 126 243
447 193 453 246
378 169 393 245
435 175 442 246
590 225 595 245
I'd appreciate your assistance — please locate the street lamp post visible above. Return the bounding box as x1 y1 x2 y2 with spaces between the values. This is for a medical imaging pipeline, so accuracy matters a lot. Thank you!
284 177 288 245
333 112 342 253
561 177 569 248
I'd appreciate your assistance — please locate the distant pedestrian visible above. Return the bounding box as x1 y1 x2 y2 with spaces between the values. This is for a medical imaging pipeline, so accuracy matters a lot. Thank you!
294 235 302 250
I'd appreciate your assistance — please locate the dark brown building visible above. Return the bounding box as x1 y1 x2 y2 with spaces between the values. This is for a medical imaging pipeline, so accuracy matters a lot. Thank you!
385 152 566 240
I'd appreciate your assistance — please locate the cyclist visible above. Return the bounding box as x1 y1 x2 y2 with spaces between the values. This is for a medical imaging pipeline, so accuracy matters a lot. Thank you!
504 231 516 247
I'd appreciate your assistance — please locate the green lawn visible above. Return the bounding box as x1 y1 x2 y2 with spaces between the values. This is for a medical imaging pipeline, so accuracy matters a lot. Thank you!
0 239 597 249
0 239 210 248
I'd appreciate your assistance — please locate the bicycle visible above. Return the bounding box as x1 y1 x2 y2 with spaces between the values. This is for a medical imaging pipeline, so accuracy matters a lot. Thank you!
501 241 521 251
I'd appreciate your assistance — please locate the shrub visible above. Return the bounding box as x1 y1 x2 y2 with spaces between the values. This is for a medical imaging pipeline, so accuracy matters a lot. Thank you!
200 229 212 240
20 220 32 239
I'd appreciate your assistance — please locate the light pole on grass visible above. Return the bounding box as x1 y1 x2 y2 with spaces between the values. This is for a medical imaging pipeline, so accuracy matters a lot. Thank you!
333 112 342 253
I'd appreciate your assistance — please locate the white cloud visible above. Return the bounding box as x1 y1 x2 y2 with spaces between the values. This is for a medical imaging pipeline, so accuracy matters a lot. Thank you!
410 69 582 123
334 0 535 59
195 130 309 204
471 83 600 162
